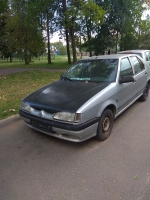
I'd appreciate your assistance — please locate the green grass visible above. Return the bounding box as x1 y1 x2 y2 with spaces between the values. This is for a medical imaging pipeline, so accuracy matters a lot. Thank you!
0 55 72 69
0 55 78 119
0 70 62 120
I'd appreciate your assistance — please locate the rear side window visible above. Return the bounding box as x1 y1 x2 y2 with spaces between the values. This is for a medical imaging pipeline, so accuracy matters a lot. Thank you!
129 56 145 74
120 58 133 76
144 51 150 61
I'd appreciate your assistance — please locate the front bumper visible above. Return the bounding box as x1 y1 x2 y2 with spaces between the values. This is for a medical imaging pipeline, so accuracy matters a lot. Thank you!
19 110 99 142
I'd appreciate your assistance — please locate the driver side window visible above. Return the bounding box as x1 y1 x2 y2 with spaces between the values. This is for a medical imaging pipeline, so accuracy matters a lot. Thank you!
120 58 133 77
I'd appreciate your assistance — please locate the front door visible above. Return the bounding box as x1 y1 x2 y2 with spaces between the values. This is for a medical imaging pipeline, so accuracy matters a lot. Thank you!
117 57 137 112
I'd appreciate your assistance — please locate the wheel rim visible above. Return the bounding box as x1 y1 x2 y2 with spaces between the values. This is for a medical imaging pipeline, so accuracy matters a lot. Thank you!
102 116 110 133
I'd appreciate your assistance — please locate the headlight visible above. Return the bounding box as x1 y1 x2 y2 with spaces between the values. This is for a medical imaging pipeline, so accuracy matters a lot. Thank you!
53 112 81 123
20 102 31 113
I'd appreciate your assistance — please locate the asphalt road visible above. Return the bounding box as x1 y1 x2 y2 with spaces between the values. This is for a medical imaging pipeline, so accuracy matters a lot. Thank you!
0 98 150 200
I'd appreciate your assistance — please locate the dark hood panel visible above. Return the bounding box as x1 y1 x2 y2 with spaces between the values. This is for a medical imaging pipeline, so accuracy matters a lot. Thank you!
24 80 110 113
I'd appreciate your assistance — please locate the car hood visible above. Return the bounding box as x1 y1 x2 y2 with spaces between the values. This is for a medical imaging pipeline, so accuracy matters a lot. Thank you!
24 80 111 113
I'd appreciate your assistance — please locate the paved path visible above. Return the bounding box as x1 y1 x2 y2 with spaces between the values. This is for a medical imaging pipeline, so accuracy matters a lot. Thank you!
0 68 67 76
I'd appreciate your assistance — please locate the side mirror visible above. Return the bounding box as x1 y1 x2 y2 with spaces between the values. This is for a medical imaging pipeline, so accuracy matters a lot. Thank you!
119 76 134 84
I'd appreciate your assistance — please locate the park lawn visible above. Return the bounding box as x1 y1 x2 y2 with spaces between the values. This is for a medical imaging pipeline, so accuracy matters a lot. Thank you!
0 55 72 69
0 70 62 120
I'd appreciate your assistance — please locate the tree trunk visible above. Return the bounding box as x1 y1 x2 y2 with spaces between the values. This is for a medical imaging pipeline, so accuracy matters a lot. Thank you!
86 18 92 57
62 0 71 64
115 31 119 53
65 29 71 64
88 32 92 57
10 54 12 62
46 10 51 64
80 28 82 59
70 27 77 63
24 48 29 65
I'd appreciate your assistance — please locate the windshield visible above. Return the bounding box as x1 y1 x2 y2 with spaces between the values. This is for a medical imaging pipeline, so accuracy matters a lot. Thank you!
63 59 118 82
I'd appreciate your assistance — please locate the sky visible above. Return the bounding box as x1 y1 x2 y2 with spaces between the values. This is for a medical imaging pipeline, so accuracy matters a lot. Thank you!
51 33 60 43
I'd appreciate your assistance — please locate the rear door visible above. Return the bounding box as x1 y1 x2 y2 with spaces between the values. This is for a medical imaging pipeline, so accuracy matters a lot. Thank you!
143 51 150 79
129 55 147 95
144 51 150 67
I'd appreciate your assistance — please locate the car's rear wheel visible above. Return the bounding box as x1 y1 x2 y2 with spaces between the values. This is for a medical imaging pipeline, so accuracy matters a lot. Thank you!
139 83 149 102
96 109 114 141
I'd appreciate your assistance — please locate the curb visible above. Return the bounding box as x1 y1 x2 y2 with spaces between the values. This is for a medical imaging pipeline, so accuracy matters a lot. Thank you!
0 114 21 129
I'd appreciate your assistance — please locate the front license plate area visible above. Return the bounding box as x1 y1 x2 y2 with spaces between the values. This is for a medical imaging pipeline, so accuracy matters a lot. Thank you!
31 120 52 131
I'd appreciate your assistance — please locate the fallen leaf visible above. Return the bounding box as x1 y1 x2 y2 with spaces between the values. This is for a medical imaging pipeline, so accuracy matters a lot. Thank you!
9 109 16 112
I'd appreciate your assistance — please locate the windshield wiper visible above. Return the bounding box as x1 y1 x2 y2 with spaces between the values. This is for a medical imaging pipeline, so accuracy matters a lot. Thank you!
61 76 74 81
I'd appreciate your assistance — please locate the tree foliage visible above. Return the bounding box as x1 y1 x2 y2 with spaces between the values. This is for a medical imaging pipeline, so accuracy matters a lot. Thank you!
33 0 58 64
0 0 150 63
52 41 66 55
92 0 145 54
4 0 45 64
0 0 9 58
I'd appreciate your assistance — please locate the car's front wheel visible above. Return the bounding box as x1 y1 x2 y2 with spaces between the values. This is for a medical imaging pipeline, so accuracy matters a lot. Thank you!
96 109 114 141
139 83 149 102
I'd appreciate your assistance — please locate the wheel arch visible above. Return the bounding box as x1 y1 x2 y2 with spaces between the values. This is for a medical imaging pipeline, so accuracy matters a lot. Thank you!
147 79 150 88
98 102 117 119
103 104 116 118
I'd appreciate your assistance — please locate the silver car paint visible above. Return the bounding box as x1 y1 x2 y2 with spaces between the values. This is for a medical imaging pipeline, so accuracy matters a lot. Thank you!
77 83 118 120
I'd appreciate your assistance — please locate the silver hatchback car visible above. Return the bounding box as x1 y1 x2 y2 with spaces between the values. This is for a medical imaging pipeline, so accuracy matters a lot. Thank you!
19 54 150 142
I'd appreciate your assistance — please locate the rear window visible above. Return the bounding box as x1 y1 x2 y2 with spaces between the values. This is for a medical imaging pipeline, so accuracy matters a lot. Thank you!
129 56 145 74
144 51 150 61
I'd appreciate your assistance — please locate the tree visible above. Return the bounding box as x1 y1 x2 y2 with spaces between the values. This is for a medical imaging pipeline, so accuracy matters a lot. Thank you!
118 0 144 51
34 0 58 64
51 41 66 55
0 0 9 59
81 0 105 56
4 0 45 64
59 0 105 63
64 0 80 63
138 17 150 49
93 0 144 54
58 0 72 64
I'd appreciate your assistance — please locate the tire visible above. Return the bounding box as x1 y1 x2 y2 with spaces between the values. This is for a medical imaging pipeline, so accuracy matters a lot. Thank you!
139 83 149 102
96 109 114 141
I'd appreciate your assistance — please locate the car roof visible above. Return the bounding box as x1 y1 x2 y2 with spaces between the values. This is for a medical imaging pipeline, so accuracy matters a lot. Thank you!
118 49 150 54
81 54 135 60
